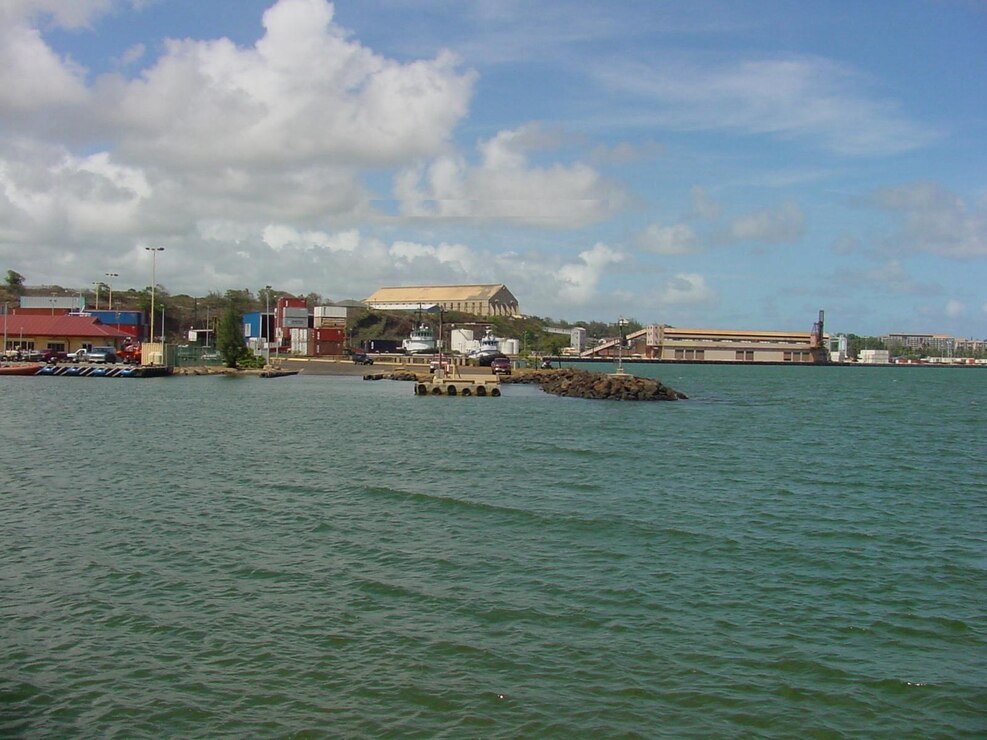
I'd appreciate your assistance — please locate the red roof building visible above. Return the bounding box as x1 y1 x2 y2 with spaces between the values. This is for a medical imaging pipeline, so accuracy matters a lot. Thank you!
2 314 133 354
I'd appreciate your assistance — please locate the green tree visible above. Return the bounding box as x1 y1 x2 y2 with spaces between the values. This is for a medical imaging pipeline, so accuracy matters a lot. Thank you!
216 305 249 368
5 270 25 295
224 288 254 313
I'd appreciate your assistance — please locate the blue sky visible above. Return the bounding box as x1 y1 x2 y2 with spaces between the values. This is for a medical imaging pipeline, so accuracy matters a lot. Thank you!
0 0 984 337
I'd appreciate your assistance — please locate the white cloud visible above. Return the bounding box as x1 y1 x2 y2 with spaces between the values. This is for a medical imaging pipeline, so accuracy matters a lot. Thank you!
656 273 716 306
389 240 479 275
595 55 936 156
262 224 359 253
0 0 116 29
728 201 805 243
0 145 150 238
872 181 987 259
556 242 624 303
637 222 699 255
97 0 475 170
945 299 964 318
395 123 624 227
0 19 88 113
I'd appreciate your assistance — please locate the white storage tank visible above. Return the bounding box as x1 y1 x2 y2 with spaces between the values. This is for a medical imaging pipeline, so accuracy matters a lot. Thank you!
501 338 520 355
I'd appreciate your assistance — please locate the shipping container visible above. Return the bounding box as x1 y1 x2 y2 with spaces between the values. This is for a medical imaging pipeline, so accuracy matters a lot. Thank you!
91 310 144 326
313 341 343 356
108 324 141 339
313 305 348 319
277 296 306 310
314 327 345 341
364 338 402 353
315 317 346 329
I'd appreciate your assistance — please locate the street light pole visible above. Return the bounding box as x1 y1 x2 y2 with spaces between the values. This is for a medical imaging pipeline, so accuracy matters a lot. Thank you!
92 281 101 310
105 272 118 310
265 285 271 366
144 247 164 356
616 316 628 375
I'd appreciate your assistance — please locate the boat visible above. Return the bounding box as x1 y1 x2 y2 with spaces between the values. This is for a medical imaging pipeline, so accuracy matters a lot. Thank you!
402 323 437 354
0 363 44 376
467 328 504 364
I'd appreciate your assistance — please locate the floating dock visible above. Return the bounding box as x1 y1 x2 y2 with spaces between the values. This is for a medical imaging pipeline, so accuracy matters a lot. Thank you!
414 367 501 397
32 364 173 378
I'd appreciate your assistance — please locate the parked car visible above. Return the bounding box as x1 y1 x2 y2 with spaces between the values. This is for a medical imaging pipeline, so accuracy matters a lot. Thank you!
351 352 374 365
40 349 68 363
71 346 118 364
429 358 450 374
490 356 512 375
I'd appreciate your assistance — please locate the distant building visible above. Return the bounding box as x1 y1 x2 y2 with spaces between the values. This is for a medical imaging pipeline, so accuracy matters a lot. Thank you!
365 284 520 317
582 313 829 364
858 349 890 364
883 333 954 352
1 314 133 354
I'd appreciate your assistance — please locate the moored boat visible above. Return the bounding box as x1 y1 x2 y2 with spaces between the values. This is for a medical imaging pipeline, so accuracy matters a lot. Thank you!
402 323 437 354
468 328 502 361
0 363 44 376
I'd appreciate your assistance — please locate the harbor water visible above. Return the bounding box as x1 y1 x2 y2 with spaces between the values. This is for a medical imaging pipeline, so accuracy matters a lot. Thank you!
1 365 984 736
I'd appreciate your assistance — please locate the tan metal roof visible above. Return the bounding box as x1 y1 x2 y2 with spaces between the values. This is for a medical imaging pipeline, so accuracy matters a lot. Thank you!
366 284 512 303
662 327 813 340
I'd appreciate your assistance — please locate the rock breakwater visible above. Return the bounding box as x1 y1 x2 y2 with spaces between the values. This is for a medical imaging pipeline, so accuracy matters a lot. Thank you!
505 368 686 401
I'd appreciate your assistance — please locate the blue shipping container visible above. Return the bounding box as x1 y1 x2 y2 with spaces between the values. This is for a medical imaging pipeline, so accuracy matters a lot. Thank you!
91 310 144 326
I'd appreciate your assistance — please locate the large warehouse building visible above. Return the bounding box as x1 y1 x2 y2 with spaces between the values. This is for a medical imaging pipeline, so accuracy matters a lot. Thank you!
584 312 829 364
365 284 520 317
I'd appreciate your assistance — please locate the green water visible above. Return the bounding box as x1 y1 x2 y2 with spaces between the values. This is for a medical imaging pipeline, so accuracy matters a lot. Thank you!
1 365 985 737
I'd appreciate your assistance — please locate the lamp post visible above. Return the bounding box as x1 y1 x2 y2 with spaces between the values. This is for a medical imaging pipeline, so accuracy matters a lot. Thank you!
105 272 118 310
144 247 164 356
265 285 271 366
92 281 101 310
616 316 628 375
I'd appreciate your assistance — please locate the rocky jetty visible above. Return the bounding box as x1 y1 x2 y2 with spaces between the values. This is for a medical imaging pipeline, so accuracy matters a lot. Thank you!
364 370 420 381
504 368 686 401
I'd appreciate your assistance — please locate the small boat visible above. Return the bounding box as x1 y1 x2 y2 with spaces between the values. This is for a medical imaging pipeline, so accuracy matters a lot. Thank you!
0 363 44 376
402 323 437 354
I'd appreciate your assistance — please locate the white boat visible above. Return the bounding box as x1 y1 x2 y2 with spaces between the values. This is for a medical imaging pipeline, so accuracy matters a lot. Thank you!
468 328 501 360
402 323 437 354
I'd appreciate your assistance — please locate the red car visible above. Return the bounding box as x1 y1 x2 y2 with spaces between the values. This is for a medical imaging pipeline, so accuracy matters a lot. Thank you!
490 356 512 375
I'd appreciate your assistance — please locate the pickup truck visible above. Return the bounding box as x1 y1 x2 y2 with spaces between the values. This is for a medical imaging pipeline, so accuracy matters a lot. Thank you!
70 346 118 364
40 349 68 363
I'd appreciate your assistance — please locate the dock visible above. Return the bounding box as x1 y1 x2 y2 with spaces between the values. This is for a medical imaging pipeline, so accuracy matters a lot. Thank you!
33 364 173 378
413 366 501 396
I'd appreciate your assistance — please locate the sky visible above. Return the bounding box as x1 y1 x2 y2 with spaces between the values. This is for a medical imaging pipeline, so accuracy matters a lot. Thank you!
0 0 984 337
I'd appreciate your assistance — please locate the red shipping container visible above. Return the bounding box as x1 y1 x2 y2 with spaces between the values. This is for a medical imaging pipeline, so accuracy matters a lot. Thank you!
314 327 345 341
313 341 343 356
